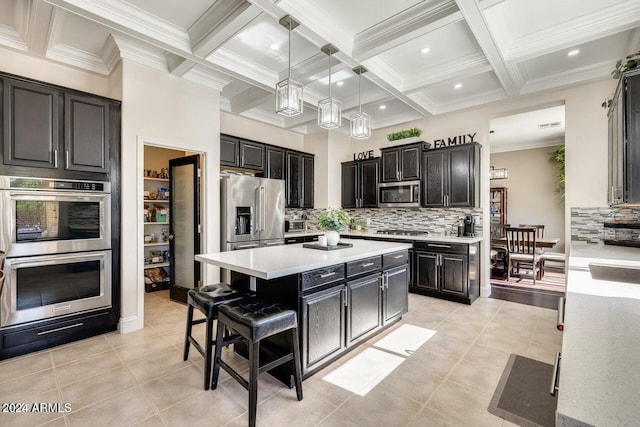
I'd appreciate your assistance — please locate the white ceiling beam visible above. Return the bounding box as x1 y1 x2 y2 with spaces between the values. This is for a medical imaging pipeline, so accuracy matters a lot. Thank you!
502 1 640 64
23 0 54 56
521 61 612 95
229 86 272 113
402 53 492 93
455 0 520 96
352 0 463 61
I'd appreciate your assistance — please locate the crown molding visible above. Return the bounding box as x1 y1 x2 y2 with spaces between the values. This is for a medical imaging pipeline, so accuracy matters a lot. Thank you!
0 25 27 52
502 1 640 63
46 43 109 74
370 110 424 130
182 66 230 92
353 0 462 60
433 88 506 115
490 137 564 154
521 61 612 94
110 34 168 73
101 33 121 73
402 52 492 93
207 47 276 89
240 108 287 129
229 86 271 113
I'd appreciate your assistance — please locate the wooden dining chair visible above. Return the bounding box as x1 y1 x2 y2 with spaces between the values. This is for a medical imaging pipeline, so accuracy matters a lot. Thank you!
505 227 543 285
519 224 545 238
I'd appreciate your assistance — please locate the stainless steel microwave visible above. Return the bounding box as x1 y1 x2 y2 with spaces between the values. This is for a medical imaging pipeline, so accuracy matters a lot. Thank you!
378 180 421 207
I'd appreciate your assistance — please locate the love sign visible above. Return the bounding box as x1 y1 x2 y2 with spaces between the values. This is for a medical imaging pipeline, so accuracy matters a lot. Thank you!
352 150 375 161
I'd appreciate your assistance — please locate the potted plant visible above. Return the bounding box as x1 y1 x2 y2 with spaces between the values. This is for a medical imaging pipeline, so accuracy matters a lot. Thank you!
315 208 350 246
387 127 422 144
611 50 640 79
350 219 366 231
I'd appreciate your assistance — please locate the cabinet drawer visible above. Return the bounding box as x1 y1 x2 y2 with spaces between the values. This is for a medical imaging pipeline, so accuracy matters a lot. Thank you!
301 264 345 291
414 241 467 254
346 256 382 278
285 237 305 244
383 250 409 268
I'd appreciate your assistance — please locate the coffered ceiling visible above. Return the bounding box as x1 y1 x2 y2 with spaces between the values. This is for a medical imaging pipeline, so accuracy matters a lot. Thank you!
1 0 638 136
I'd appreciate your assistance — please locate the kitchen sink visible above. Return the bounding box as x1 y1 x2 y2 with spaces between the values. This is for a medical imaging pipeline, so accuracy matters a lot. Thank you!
588 263 640 284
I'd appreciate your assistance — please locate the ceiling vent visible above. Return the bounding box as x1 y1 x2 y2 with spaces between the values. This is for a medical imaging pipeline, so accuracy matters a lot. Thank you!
538 121 561 129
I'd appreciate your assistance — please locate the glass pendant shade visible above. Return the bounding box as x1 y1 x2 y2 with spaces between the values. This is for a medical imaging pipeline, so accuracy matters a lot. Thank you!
350 111 371 139
275 15 303 117
318 44 341 129
318 97 341 129
276 78 303 117
350 65 371 139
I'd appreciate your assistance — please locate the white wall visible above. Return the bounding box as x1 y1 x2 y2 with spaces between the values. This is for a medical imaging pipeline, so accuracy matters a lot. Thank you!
119 60 221 332
221 111 304 151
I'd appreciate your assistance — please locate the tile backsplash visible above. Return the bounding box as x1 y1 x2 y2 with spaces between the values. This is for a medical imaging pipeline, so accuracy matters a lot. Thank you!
287 207 483 235
571 207 640 243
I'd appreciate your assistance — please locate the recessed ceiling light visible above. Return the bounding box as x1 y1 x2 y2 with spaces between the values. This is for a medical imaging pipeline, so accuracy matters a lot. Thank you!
269 43 279 50
420 47 430 54
454 83 462 89
567 49 580 57
337 81 344 86
379 105 386 110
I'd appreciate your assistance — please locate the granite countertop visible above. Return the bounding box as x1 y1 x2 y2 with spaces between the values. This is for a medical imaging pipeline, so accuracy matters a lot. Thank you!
340 230 484 244
557 243 640 427
196 238 411 280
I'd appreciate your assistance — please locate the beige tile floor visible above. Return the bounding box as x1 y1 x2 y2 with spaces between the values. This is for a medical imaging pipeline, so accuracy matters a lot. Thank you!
0 290 562 427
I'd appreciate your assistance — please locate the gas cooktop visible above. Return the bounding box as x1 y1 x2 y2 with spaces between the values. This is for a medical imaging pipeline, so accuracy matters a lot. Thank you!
376 229 429 236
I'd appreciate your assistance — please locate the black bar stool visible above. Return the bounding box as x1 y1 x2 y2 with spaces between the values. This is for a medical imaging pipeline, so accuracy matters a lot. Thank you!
183 283 244 390
212 299 303 427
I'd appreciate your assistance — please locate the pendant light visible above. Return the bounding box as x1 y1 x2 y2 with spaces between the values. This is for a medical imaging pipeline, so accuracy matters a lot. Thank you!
275 15 303 117
318 44 341 129
350 65 371 139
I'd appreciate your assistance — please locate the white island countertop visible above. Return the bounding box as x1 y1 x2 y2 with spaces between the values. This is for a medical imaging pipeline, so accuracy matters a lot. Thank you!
196 238 411 280
340 230 483 244
557 242 640 427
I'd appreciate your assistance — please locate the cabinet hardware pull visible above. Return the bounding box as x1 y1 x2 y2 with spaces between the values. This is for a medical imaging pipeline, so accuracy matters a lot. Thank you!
380 274 385 290
37 322 84 336
342 287 348 307
53 149 58 168
428 244 451 248
384 272 389 289
320 272 336 278
237 244 258 249
66 150 70 168
393 255 404 259
361 262 375 267
550 351 561 396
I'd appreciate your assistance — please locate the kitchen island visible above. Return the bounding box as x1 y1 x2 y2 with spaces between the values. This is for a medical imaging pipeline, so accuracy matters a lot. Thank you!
558 243 640 427
196 238 411 379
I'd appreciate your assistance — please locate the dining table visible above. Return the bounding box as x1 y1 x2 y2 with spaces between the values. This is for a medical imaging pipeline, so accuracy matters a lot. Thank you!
491 236 560 249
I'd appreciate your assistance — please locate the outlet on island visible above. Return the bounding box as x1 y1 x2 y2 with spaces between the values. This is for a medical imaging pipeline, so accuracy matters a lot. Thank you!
366 218 372 225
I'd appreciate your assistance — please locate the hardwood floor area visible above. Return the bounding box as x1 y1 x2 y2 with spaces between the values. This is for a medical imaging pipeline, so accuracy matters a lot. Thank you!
490 268 566 310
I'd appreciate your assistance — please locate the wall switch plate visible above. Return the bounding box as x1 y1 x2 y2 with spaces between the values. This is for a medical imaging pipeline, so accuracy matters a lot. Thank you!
366 217 371 225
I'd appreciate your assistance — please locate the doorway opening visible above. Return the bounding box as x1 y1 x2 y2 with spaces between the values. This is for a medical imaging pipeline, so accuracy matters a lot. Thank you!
488 104 566 305
143 144 203 304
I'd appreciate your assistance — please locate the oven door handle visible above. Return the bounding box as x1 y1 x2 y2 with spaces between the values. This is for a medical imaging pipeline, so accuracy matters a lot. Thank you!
7 191 107 200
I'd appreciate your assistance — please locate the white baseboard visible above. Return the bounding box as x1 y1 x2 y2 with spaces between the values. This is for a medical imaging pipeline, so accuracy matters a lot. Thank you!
118 315 144 334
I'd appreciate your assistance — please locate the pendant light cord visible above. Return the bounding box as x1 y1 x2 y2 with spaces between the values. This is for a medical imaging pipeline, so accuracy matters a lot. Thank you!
358 72 362 114
328 52 332 98
287 21 292 81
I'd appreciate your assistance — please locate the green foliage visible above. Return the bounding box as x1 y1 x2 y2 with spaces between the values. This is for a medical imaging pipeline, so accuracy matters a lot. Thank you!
315 208 351 231
602 97 611 109
612 51 640 79
387 127 422 142
550 146 565 204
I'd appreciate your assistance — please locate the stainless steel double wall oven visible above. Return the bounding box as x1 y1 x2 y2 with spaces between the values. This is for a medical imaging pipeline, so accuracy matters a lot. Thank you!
0 176 112 327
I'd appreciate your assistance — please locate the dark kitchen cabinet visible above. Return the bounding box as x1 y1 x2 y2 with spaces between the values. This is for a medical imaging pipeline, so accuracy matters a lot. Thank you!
266 146 285 179
2 78 59 169
64 93 110 173
422 143 479 208
220 135 239 167
301 284 346 372
287 151 314 208
346 273 382 346
382 264 409 324
239 140 264 170
341 158 379 208
608 69 640 205
413 241 479 304
380 143 423 182
2 76 115 177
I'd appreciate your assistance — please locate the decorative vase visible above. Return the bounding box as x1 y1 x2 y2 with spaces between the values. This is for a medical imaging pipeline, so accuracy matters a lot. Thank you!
325 230 340 246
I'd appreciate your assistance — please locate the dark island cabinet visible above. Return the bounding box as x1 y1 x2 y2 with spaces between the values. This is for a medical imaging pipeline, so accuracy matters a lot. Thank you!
2 75 116 177
266 146 285 179
380 143 422 182
608 69 640 205
422 143 479 208
2 78 59 169
412 241 479 304
346 273 382 346
301 284 346 372
382 264 409 324
287 151 314 208
341 158 379 208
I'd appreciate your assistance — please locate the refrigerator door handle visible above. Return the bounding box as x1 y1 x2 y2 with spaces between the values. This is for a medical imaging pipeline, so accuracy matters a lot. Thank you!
260 186 266 231
254 186 261 236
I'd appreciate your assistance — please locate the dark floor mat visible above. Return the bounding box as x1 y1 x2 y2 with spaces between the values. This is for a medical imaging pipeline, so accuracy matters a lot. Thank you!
488 354 558 427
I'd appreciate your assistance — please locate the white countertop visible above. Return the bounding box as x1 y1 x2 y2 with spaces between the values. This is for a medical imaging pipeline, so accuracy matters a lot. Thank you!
196 238 411 280
557 243 640 427
340 230 483 244
284 231 322 238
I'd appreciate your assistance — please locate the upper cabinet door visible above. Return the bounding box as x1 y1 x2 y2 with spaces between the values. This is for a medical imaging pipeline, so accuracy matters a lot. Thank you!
447 145 476 207
220 135 239 167
400 145 421 180
239 140 264 170
341 162 358 208
64 93 110 173
381 149 400 182
266 146 285 179
302 155 314 208
422 150 446 207
286 152 301 208
360 158 379 207
3 79 59 169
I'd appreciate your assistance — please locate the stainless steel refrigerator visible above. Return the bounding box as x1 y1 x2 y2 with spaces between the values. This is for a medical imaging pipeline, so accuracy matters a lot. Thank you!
221 175 285 252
